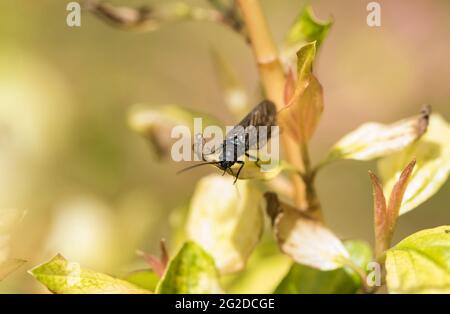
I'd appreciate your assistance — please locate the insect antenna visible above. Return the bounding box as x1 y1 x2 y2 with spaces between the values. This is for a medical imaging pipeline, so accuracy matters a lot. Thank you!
176 161 220 175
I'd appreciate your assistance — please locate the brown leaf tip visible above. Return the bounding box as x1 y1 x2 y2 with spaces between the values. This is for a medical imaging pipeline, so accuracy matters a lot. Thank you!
401 159 416 179
418 104 432 136
368 171 383 187
264 192 282 225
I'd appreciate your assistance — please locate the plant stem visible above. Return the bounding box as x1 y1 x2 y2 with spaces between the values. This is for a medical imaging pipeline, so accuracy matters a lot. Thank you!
237 0 323 220
300 144 323 220
341 258 375 294
236 0 285 104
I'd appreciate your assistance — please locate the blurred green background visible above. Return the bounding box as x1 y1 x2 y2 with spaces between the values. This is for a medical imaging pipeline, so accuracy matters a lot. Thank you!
0 0 449 293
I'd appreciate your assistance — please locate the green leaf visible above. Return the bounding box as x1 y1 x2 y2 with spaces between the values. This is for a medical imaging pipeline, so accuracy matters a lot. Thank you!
295 42 316 86
156 241 222 294
286 6 333 49
343 240 373 285
123 270 160 292
128 103 221 160
275 240 373 294
281 6 333 68
325 107 430 163
29 254 150 294
386 226 450 293
0 259 26 281
378 114 450 215
221 240 292 294
186 174 264 274
275 264 356 294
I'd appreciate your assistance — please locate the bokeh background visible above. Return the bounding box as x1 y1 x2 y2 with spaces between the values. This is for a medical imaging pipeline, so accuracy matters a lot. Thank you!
0 0 449 293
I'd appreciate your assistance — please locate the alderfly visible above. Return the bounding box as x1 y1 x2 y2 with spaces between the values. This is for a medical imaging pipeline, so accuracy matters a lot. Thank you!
178 100 277 183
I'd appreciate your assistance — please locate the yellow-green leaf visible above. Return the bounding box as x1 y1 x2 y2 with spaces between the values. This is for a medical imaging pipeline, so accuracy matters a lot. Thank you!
186 174 264 274
265 193 349 271
156 241 222 294
342 240 373 286
378 114 450 215
275 240 372 294
386 226 450 293
29 254 150 294
276 212 349 271
221 240 292 294
123 270 159 292
326 107 430 163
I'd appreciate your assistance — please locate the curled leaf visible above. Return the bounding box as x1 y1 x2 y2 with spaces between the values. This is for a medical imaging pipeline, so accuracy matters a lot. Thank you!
385 159 416 229
286 6 333 48
281 5 333 68
326 106 430 163
264 192 349 271
279 42 324 143
29 254 149 294
386 226 450 293
369 173 387 235
186 175 264 274
283 69 296 106
378 114 450 215
369 171 388 258
369 160 416 258
280 76 323 143
157 241 222 294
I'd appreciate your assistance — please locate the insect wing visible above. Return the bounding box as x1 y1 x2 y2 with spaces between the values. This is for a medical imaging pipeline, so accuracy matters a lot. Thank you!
225 100 277 153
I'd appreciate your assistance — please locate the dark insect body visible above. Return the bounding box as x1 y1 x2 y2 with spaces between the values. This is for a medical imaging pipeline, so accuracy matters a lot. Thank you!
178 100 277 183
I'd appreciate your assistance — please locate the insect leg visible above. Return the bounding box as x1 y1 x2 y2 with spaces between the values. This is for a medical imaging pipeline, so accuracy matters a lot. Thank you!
233 161 245 184
245 152 261 167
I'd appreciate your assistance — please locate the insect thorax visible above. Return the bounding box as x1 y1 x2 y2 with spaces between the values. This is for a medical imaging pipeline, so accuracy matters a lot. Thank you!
219 139 246 162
